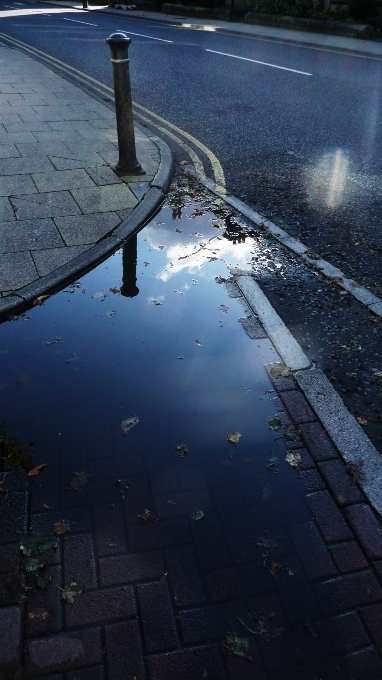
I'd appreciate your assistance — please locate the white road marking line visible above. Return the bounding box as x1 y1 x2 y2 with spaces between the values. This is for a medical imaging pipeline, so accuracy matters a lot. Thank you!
63 17 98 26
205 49 313 76
116 29 172 43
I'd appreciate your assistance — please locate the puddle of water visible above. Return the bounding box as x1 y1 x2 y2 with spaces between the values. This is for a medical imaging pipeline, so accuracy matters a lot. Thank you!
0 180 351 677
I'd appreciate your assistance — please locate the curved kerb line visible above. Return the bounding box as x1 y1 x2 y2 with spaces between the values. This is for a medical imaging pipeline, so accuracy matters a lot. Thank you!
0 31 225 193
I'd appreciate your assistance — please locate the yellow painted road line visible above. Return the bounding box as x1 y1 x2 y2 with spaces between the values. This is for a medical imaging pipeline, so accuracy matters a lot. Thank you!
0 31 226 193
134 102 226 194
135 110 206 181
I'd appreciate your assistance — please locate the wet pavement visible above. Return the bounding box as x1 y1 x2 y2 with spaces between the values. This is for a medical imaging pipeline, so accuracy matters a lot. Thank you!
2 176 382 679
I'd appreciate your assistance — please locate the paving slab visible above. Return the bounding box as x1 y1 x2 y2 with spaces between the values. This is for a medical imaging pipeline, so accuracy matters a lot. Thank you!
0 44 173 313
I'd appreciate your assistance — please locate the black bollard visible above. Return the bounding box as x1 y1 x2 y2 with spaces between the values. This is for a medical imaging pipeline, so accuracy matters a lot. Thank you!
82 0 88 8
106 33 144 175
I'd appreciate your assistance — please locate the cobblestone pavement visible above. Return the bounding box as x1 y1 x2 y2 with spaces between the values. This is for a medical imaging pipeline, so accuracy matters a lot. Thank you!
0 44 171 317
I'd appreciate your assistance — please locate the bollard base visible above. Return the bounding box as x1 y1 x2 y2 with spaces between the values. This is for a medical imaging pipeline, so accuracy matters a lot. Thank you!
115 162 145 176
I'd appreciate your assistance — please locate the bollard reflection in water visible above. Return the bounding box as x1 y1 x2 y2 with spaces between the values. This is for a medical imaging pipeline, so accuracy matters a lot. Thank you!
120 234 139 298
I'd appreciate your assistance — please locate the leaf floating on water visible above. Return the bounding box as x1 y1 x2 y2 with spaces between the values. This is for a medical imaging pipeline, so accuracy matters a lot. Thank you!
121 416 139 434
305 617 317 637
70 470 91 491
221 635 252 662
195 339 202 346
237 609 283 641
25 558 43 572
109 287 120 294
190 510 204 520
92 291 109 299
46 336 65 346
52 520 70 536
175 444 188 458
28 463 47 477
139 508 161 523
152 300 163 306
285 451 301 468
219 305 229 313
28 608 48 622
106 311 116 317
175 228 183 233
227 432 241 444
33 295 50 306
270 562 282 577
267 417 281 431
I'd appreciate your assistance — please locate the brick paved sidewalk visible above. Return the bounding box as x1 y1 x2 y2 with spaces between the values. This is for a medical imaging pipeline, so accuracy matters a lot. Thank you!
3 327 382 675
0 44 171 318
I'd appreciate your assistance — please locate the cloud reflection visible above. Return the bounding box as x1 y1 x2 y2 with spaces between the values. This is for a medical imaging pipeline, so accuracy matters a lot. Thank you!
144 225 253 282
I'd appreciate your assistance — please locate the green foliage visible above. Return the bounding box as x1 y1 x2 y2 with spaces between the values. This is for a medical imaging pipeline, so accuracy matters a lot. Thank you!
348 0 377 19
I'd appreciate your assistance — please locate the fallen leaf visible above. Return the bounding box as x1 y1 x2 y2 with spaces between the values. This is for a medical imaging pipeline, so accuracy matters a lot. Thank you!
305 618 317 636
237 609 283 641
267 417 281 431
25 558 43 572
175 444 188 457
195 339 202 346
33 295 50 306
190 510 204 520
28 608 48 621
285 451 301 468
70 470 91 491
356 417 367 426
270 562 282 577
109 287 120 294
179 160 188 165
139 508 161 523
227 432 241 444
221 635 252 662
270 364 291 379
27 464 47 477
121 416 139 434
52 520 70 536
58 583 82 603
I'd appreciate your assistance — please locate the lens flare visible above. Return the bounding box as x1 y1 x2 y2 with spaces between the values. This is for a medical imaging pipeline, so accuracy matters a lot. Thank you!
308 150 349 209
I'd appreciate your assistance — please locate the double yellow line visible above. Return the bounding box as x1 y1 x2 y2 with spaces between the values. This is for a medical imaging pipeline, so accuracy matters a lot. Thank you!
0 31 226 194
